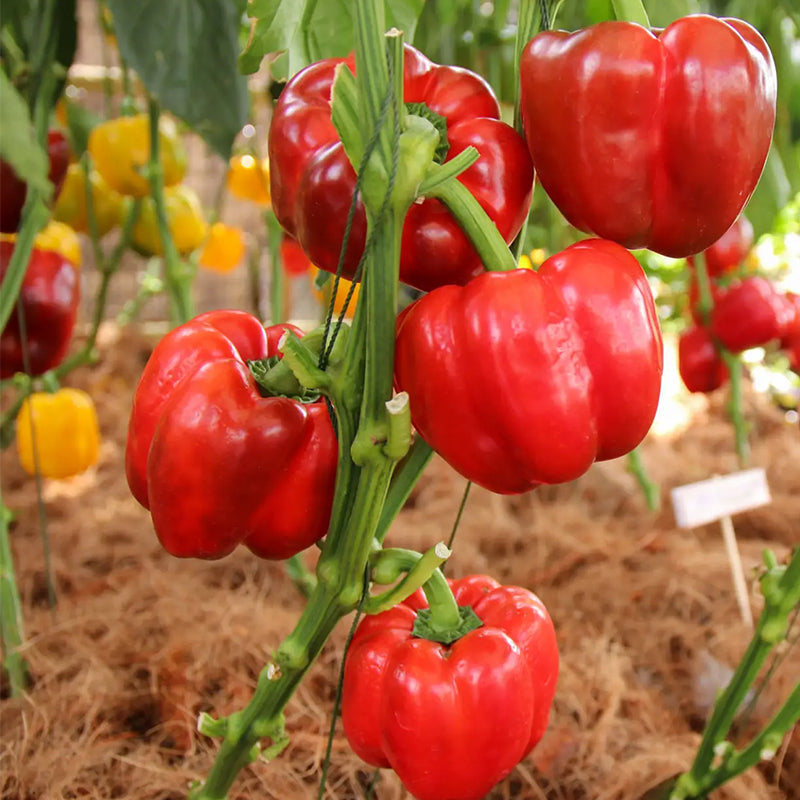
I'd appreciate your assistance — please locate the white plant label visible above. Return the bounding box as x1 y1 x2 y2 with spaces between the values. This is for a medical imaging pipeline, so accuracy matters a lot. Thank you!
671 468 771 529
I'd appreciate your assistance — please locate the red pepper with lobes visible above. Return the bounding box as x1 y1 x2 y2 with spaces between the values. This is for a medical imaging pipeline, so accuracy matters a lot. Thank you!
269 44 533 292
394 239 663 494
0 239 79 378
125 310 337 560
710 276 798 353
342 574 558 800
519 16 776 258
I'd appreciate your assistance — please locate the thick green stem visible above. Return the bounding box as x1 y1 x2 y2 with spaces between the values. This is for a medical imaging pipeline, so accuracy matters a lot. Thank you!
611 0 651 27
0 501 28 696
428 174 518 273
147 97 194 326
671 549 800 799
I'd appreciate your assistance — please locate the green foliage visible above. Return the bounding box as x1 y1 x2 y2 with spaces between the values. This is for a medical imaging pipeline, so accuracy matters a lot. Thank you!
0 70 51 198
240 0 424 79
105 0 249 158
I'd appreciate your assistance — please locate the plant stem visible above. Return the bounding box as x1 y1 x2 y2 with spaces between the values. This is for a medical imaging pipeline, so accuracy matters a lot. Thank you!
147 97 194 326
722 350 750 467
671 548 800 799
626 446 660 511
266 210 285 323
0 500 27 696
428 174 518 273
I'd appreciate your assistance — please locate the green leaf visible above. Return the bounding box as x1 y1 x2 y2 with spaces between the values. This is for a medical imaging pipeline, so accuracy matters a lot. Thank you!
745 145 792 238
61 96 102 157
106 0 249 158
240 0 424 78
0 70 51 198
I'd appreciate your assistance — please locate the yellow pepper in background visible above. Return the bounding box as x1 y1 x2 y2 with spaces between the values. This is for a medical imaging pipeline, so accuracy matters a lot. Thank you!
132 184 208 256
226 154 271 206
198 222 246 273
16 389 101 479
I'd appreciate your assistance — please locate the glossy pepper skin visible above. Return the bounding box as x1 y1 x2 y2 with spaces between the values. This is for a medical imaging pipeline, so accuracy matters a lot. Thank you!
394 239 663 494
16 388 100 479
0 240 79 378
710 276 797 353
0 130 70 233
269 44 533 292
342 575 558 800
678 325 728 394
519 16 777 258
125 310 337 560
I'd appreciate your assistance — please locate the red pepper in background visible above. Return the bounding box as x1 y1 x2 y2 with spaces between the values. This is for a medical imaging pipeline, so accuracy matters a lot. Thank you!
519 16 776 258
125 310 337 560
710 276 797 353
269 44 533 292
0 239 79 378
0 130 71 233
687 216 755 277
341 574 558 800
678 325 729 394
394 239 663 494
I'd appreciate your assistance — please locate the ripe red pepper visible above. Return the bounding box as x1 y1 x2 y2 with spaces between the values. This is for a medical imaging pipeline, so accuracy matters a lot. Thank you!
519 16 776 258
678 324 728 394
269 44 533 292
0 130 71 233
125 310 337 560
710 276 797 353
687 215 754 277
0 239 79 378
341 574 558 800
394 239 663 494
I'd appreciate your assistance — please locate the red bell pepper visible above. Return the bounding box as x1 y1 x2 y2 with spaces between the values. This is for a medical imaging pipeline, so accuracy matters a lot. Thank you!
0 130 71 233
710 276 797 353
687 215 754 277
125 310 337 560
678 324 728 394
341 574 558 800
394 239 663 494
519 16 776 258
269 44 533 292
0 239 79 378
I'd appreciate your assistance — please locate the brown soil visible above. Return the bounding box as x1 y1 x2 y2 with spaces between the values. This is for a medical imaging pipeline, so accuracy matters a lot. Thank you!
0 324 798 800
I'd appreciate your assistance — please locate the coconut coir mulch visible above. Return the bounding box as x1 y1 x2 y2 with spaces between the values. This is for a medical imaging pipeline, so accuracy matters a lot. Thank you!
1 324 798 800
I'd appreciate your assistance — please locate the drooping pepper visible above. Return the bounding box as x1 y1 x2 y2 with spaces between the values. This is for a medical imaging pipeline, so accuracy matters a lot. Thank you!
678 324 728 394
394 239 664 494
16 388 100 479
125 310 337 560
710 276 797 353
519 16 777 257
0 239 80 378
341 574 559 800
269 44 533 292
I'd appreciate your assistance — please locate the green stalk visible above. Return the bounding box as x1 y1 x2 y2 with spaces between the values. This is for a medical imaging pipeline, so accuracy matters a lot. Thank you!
671 548 800 799
427 174 518 272
146 97 194 326
611 0 651 26
626 447 660 512
722 350 750 467
0 500 27 696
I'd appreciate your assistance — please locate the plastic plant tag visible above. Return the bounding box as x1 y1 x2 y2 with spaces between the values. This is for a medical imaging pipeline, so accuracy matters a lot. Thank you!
670 468 771 529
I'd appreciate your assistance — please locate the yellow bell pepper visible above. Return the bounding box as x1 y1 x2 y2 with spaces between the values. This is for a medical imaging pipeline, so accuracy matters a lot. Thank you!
16 389 101 479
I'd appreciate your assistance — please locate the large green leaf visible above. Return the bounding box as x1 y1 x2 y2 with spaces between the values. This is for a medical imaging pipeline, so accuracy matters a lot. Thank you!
240 0 424 78
106 0 249 158
0 71 51 198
